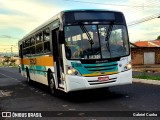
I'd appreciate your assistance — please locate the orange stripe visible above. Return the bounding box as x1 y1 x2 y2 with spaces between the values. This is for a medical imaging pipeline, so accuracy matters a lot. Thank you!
21 55 54 66
37 56 54 66
22 58 30 65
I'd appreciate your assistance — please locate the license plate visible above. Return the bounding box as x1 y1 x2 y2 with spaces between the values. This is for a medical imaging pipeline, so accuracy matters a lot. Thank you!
98 76 109 81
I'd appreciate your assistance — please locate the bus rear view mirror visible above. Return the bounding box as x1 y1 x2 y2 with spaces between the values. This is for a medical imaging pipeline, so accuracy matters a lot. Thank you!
58 31 65 44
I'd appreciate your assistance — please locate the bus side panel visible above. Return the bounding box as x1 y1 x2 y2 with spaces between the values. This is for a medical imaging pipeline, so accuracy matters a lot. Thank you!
20 55 55 86
33 55 54 85
20 58 28 78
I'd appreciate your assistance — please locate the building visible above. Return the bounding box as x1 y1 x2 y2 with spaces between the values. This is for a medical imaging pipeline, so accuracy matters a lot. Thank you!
131 39 160 65
134 39 160 47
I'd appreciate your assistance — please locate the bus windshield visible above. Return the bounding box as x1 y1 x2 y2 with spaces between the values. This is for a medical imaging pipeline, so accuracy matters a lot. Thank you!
64 24 129 60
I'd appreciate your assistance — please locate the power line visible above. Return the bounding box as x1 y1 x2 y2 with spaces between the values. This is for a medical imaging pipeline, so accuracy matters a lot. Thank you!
64 0 160 7
64 0 160 26
64 0 160 22
127 13 160 26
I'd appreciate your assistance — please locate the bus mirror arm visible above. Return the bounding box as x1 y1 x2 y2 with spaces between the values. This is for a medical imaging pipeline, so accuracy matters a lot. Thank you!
58 31 65 44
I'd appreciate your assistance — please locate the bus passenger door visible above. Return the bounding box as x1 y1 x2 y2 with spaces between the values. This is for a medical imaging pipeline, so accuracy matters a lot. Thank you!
52 29 64 88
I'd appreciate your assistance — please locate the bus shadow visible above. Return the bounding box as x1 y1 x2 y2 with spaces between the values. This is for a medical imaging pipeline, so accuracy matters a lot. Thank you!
23 80 50 93
59 88 128 103
24 80 129 103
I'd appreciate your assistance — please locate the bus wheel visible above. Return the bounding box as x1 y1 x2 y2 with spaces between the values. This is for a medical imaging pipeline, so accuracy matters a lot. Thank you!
48 73 57 96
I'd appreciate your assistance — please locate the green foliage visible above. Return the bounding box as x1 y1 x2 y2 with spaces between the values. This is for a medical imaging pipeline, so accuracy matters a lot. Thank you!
3 56 10 63
157 35 160 40
1 57 17 66
0 62 3 66
133 74 160 81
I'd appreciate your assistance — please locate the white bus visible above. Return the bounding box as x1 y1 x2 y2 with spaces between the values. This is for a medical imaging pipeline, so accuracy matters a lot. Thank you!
18 10 132 96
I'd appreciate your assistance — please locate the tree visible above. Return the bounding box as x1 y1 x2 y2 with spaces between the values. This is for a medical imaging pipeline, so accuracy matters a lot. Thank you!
10 59 16 65
157 35 160 40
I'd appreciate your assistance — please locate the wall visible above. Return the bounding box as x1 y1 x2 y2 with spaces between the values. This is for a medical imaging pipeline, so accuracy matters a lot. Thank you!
131 47 160 65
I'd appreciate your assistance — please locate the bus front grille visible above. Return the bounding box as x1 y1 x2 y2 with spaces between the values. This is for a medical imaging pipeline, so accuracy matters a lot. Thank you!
88 78 117 85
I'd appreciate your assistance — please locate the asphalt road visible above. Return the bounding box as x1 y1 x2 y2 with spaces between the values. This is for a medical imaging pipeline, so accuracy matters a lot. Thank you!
0 67 160 120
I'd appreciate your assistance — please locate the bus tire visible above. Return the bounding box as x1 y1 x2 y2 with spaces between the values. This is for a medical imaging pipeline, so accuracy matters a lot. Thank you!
48 73 57 96
26 69 31 84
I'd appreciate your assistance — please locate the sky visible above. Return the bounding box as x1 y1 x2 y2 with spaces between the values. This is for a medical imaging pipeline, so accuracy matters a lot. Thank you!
0 0 160 52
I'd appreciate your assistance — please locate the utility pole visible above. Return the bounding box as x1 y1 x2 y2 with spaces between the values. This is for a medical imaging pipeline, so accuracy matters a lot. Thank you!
11 47 13 59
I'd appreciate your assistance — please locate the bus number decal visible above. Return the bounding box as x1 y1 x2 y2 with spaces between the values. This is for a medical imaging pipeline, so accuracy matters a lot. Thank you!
30 58 37 65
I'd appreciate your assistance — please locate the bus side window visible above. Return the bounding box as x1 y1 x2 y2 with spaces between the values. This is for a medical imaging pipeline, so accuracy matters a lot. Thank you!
36 43 43 54
23 48 30 56
43 28 51 53
30 37 35 46
23 41 25 48
30 37 36 55
23 40 30 56
36 32 43 44
36 32 44 54
30 46 35 54
44 41 51 53
44 28 50 41
26 47 30 55
25 39 30 47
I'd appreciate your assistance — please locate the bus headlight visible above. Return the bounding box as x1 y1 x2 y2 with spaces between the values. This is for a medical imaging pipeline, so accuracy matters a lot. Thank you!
67 68 76 75
67 69 74 75
124 62 132 70
126 63 132 69
67 66 81 76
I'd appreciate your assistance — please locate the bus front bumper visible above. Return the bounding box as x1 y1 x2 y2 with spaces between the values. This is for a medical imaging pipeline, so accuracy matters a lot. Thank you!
65 69 132 92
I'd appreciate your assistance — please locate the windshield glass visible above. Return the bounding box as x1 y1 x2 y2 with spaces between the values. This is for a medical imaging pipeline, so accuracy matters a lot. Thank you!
64 25 129 60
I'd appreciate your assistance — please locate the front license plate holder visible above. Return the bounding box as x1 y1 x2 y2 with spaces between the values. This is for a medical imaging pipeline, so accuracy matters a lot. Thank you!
98 76 109 81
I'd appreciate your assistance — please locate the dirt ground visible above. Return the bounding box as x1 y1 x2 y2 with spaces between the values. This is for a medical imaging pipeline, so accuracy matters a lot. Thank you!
132 64 160 73
132 64 160 78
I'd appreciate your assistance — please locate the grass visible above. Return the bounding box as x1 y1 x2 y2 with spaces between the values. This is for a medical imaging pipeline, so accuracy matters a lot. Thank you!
133 74 160 81
0 63 3 67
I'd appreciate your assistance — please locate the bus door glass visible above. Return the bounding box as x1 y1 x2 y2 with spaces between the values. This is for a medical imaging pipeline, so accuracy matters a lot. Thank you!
52 29 64 85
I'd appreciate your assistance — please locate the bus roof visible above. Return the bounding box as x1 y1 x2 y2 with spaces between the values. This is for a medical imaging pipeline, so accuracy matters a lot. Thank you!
63 9 122 13
19 9 124 43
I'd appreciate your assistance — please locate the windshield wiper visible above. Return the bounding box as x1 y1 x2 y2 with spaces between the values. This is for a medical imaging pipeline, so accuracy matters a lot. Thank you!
105 24 113 55
80 25 94 46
